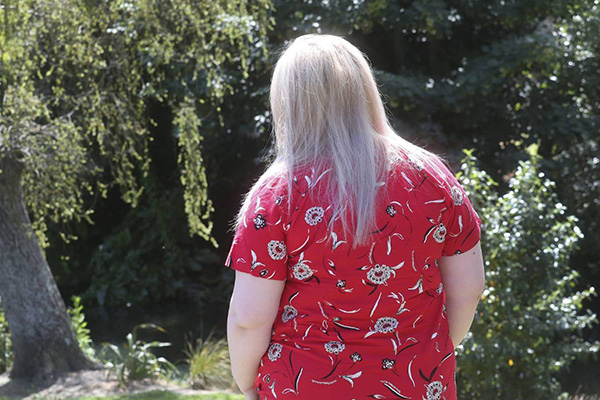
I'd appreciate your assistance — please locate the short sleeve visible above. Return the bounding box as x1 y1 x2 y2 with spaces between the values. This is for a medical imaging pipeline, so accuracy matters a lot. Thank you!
225 188 289 281
439 165 483 257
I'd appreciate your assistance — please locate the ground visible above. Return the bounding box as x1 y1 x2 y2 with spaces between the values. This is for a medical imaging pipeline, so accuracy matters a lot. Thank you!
0 370 243 400
0 370 598 400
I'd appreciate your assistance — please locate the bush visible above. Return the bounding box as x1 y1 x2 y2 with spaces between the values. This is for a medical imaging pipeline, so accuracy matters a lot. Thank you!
183 331 233 390
0 298 12 374
67 295 97 360
98 323 178 388
454 145 600 399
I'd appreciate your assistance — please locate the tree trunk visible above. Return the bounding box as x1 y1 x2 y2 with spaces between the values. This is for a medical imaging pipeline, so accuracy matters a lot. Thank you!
0 155 102 382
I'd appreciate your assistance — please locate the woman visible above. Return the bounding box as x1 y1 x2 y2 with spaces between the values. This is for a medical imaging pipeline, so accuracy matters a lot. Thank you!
225 34 485 400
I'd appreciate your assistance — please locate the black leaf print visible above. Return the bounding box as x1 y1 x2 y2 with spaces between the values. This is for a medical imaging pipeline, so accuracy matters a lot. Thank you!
440 351 453 365
461 226 476 246
321 359 342 380
289 291 299 303
429 365 439 382
423 225 435 243
397 342 419 355
223 157 481 398
333 321 360 331
381 380 411 399
368 284 378 296
289 350 294 375
294 367 303 392
370 221 389 235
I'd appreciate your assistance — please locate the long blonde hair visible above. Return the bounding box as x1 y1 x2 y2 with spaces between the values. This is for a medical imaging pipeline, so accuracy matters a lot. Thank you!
231 34 449 248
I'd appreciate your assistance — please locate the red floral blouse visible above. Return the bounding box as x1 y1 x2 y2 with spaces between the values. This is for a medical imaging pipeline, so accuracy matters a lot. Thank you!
225 155 482 400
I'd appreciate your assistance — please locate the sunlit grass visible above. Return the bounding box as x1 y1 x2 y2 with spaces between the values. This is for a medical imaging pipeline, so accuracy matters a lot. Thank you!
62 390 243 400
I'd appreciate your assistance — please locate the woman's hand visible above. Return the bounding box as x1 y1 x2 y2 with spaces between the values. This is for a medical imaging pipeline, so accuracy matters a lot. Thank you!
244 388 259 400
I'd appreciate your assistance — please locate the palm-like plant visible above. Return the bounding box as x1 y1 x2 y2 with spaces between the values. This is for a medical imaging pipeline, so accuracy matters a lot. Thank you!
98 323 178 388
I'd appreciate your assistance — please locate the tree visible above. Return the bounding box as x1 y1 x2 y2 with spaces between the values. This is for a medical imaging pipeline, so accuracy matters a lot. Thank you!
0 0 272 380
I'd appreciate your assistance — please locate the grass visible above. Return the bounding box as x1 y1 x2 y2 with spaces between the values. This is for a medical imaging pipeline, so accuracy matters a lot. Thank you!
62 391 244 400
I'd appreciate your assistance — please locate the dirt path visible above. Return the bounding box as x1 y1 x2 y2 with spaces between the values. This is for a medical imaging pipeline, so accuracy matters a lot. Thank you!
0 370 236 399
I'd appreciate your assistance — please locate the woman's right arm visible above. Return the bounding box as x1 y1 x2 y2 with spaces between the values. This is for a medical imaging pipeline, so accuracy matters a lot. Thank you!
438 240 485 348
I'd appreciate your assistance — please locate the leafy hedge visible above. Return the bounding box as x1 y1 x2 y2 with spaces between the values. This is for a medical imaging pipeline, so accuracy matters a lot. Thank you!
455 146 599 399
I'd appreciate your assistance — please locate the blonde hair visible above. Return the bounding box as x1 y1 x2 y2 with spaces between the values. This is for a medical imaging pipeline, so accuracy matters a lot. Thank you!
231 34 449 248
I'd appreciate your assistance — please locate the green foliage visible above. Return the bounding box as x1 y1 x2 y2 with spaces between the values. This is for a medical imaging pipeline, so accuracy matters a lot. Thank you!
66 295 96 360
0 298 12 374
98 323 178 389
455 147 600 399
0 0 274 249
81 172 227 307
184 332 233 390
174 97 216 246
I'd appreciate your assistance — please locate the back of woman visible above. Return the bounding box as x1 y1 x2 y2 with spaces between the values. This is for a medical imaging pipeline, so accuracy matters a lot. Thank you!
225 34 484 400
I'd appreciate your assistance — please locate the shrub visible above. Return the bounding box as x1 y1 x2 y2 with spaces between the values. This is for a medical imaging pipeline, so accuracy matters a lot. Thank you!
0 298 12 374
98 323 178 388
67 295 97 360
454 145 600 399
183 331 233 390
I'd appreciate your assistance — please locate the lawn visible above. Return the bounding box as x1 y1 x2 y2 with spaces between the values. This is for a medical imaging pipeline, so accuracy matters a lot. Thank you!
63 391 244 400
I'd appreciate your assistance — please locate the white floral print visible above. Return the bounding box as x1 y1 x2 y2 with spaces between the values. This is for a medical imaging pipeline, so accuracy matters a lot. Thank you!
386 205 397 217
253 213 267 229
367 264 392 285
305 206 324 226
267 240 287 260
432 223 447 243
268 343 283 361
425 380 443 400
450 186 464 206
292 261 314 280
408 154 425 171
224 155 483 399
382 358 395 370
374 316 399 333
282 305 298 323
324 340 345 355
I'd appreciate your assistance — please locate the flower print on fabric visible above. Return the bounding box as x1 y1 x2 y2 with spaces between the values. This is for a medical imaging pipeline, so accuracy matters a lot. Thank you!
324 340 345 355
282 305 298 323
382 358 395 370
450 186 464 206
386 204 397 217
268 343 282 361
367 264 392 285
437 165 482 257
305 206 325 226
290 252 320 283
432 223 447 243
268 240 287 260
225 183 289 281
225 158 482 400
253 213 267 230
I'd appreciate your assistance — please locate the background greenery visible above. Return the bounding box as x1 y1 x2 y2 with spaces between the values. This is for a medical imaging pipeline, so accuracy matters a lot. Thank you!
1 0 599 398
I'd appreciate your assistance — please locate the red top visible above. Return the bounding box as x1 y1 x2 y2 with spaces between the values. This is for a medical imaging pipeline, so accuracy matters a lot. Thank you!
225 155 482 400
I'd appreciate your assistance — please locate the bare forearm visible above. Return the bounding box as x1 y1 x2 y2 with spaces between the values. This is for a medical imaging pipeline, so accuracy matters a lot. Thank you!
444 292 482 347
227 315 272 394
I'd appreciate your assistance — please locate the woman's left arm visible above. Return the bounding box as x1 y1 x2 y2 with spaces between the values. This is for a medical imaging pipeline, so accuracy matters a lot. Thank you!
227 270 286 398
